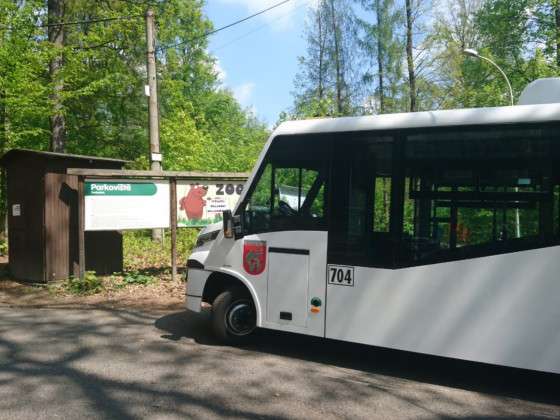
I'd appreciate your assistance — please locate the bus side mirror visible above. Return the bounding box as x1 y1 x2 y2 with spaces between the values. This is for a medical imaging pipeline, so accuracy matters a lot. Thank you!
223 210 234 238
223 210 244 239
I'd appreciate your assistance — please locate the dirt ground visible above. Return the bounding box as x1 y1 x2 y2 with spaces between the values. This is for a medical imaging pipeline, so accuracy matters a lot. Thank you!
0 278 185 310
0 258 186 310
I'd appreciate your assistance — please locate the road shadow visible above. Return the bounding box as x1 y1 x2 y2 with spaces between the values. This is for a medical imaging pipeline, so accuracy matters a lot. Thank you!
155 310 560 407
0 307 293 419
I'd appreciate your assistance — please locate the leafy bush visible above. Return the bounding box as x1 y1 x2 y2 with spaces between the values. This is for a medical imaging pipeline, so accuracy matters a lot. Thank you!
65 271 103 295
119 271 155 287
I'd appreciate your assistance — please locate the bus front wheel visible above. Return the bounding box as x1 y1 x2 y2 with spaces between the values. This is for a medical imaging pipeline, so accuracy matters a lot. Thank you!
212 288 256 343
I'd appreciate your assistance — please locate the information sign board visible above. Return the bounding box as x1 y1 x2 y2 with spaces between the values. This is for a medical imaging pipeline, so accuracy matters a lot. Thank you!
176 181 244 227
85 179 170 231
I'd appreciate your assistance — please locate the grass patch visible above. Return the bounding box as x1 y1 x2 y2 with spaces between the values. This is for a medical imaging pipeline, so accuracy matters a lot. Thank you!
123 229 199 272
65 271 103 295
114 271 156 289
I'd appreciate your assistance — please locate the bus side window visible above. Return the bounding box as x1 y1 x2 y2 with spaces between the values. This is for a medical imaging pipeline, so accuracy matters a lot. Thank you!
373 177 391 232
397 126 560 267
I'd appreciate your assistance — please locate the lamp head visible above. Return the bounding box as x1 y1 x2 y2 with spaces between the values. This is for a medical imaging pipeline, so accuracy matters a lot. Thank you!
463 48 479 58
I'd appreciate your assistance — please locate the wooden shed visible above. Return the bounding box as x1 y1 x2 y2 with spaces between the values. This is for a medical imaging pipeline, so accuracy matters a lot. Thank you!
0 149 126 283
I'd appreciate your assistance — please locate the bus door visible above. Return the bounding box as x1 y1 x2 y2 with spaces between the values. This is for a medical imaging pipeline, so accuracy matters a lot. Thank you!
242 136 330 337
328 136 394 266
325 134 395 341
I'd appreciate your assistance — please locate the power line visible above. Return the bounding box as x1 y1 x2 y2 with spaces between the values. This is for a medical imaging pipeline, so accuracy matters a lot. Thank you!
158 0 292 51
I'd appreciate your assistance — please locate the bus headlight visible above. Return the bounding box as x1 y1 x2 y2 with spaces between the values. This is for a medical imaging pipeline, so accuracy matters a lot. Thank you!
195 230 219 248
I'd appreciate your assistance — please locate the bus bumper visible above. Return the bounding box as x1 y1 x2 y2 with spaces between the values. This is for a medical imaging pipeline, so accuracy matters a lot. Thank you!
185 268 212 313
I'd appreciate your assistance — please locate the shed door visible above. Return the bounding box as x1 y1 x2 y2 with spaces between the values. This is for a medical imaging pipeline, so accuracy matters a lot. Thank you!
7 168 45 282
44 173 78 281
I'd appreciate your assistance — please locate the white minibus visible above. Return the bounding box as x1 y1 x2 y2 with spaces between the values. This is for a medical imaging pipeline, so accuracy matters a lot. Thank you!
186 79 560 374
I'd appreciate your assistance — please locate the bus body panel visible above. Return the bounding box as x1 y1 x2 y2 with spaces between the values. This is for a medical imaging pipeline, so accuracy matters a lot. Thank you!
325 245 560 374
202 231 328 336
186 267 211 298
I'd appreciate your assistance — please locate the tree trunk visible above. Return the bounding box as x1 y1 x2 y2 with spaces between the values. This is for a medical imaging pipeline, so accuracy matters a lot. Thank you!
0 89 5 152
556 0 560 68
318 7 325 101
329 0 343 115
0 89 6 236
48 0 66 153
405 0 417 112
375 0 385 114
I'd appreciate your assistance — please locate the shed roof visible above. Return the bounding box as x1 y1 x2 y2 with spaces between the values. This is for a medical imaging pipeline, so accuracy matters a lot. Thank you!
0 148 128 166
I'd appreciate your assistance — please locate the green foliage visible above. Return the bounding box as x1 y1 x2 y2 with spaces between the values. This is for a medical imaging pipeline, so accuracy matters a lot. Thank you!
424 0 560 110
123 229 198 271
65 271 103 295
119 272 156 287
0 0 268 170
358 0 407 114
0 235 7 256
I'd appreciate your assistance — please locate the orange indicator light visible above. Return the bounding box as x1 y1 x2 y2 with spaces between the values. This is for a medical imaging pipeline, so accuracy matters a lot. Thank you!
310 306 321 313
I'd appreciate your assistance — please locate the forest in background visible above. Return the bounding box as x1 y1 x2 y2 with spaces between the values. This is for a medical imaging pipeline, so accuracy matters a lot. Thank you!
0 0 268 171
288 0 560 119
2 0 560 175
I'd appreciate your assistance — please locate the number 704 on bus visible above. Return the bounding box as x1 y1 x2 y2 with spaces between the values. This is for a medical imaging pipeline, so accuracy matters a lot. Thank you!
327 265 354 287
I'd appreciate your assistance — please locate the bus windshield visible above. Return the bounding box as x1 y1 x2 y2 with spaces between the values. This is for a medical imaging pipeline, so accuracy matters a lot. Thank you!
242 135 329 234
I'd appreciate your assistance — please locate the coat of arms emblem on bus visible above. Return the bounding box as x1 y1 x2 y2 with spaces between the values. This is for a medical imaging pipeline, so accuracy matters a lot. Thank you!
243 240 267 276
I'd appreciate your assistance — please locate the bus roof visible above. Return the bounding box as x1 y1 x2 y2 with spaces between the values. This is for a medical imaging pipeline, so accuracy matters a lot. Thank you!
273 103 560 137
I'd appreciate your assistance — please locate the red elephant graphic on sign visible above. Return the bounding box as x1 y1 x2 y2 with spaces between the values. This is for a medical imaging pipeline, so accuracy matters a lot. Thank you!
179 185 208 220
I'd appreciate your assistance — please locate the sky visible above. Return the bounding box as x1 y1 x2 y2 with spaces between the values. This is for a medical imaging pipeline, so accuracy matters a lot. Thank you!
203 0 316 127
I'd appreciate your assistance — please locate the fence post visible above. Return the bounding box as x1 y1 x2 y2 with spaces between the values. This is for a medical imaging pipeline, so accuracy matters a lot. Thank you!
170 177 177 281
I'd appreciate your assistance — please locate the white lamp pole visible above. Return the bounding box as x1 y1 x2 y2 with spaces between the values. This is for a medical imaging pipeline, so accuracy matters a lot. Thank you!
463 49 514 106
463 48 520 238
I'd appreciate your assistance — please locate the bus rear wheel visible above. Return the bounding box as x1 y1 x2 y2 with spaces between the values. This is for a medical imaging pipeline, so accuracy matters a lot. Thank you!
212 288 256 343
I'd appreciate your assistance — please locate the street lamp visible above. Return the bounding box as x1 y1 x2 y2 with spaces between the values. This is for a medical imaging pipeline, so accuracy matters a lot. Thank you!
463 48 514 106
464 48 520 238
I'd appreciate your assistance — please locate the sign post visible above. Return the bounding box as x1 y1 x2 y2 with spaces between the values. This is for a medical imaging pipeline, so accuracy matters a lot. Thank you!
78 176 86 280
170 178 178 281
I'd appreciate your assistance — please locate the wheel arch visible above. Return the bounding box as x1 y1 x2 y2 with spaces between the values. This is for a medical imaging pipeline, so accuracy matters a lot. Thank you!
202 269 263 326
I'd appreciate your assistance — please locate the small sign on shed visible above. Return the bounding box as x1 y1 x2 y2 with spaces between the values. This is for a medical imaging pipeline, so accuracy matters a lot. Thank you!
12 204 21 217
0 149 127 283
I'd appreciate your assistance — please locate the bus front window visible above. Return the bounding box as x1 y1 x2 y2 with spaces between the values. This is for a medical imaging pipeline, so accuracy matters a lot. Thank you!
245 164 273 232
242 136 329 235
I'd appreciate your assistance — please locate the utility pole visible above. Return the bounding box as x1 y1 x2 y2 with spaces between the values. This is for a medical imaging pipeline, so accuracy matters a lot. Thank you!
145 8 163 241
48 0 66 153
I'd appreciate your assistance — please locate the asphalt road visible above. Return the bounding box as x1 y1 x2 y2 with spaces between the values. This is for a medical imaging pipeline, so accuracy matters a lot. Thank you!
0 306 559 420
